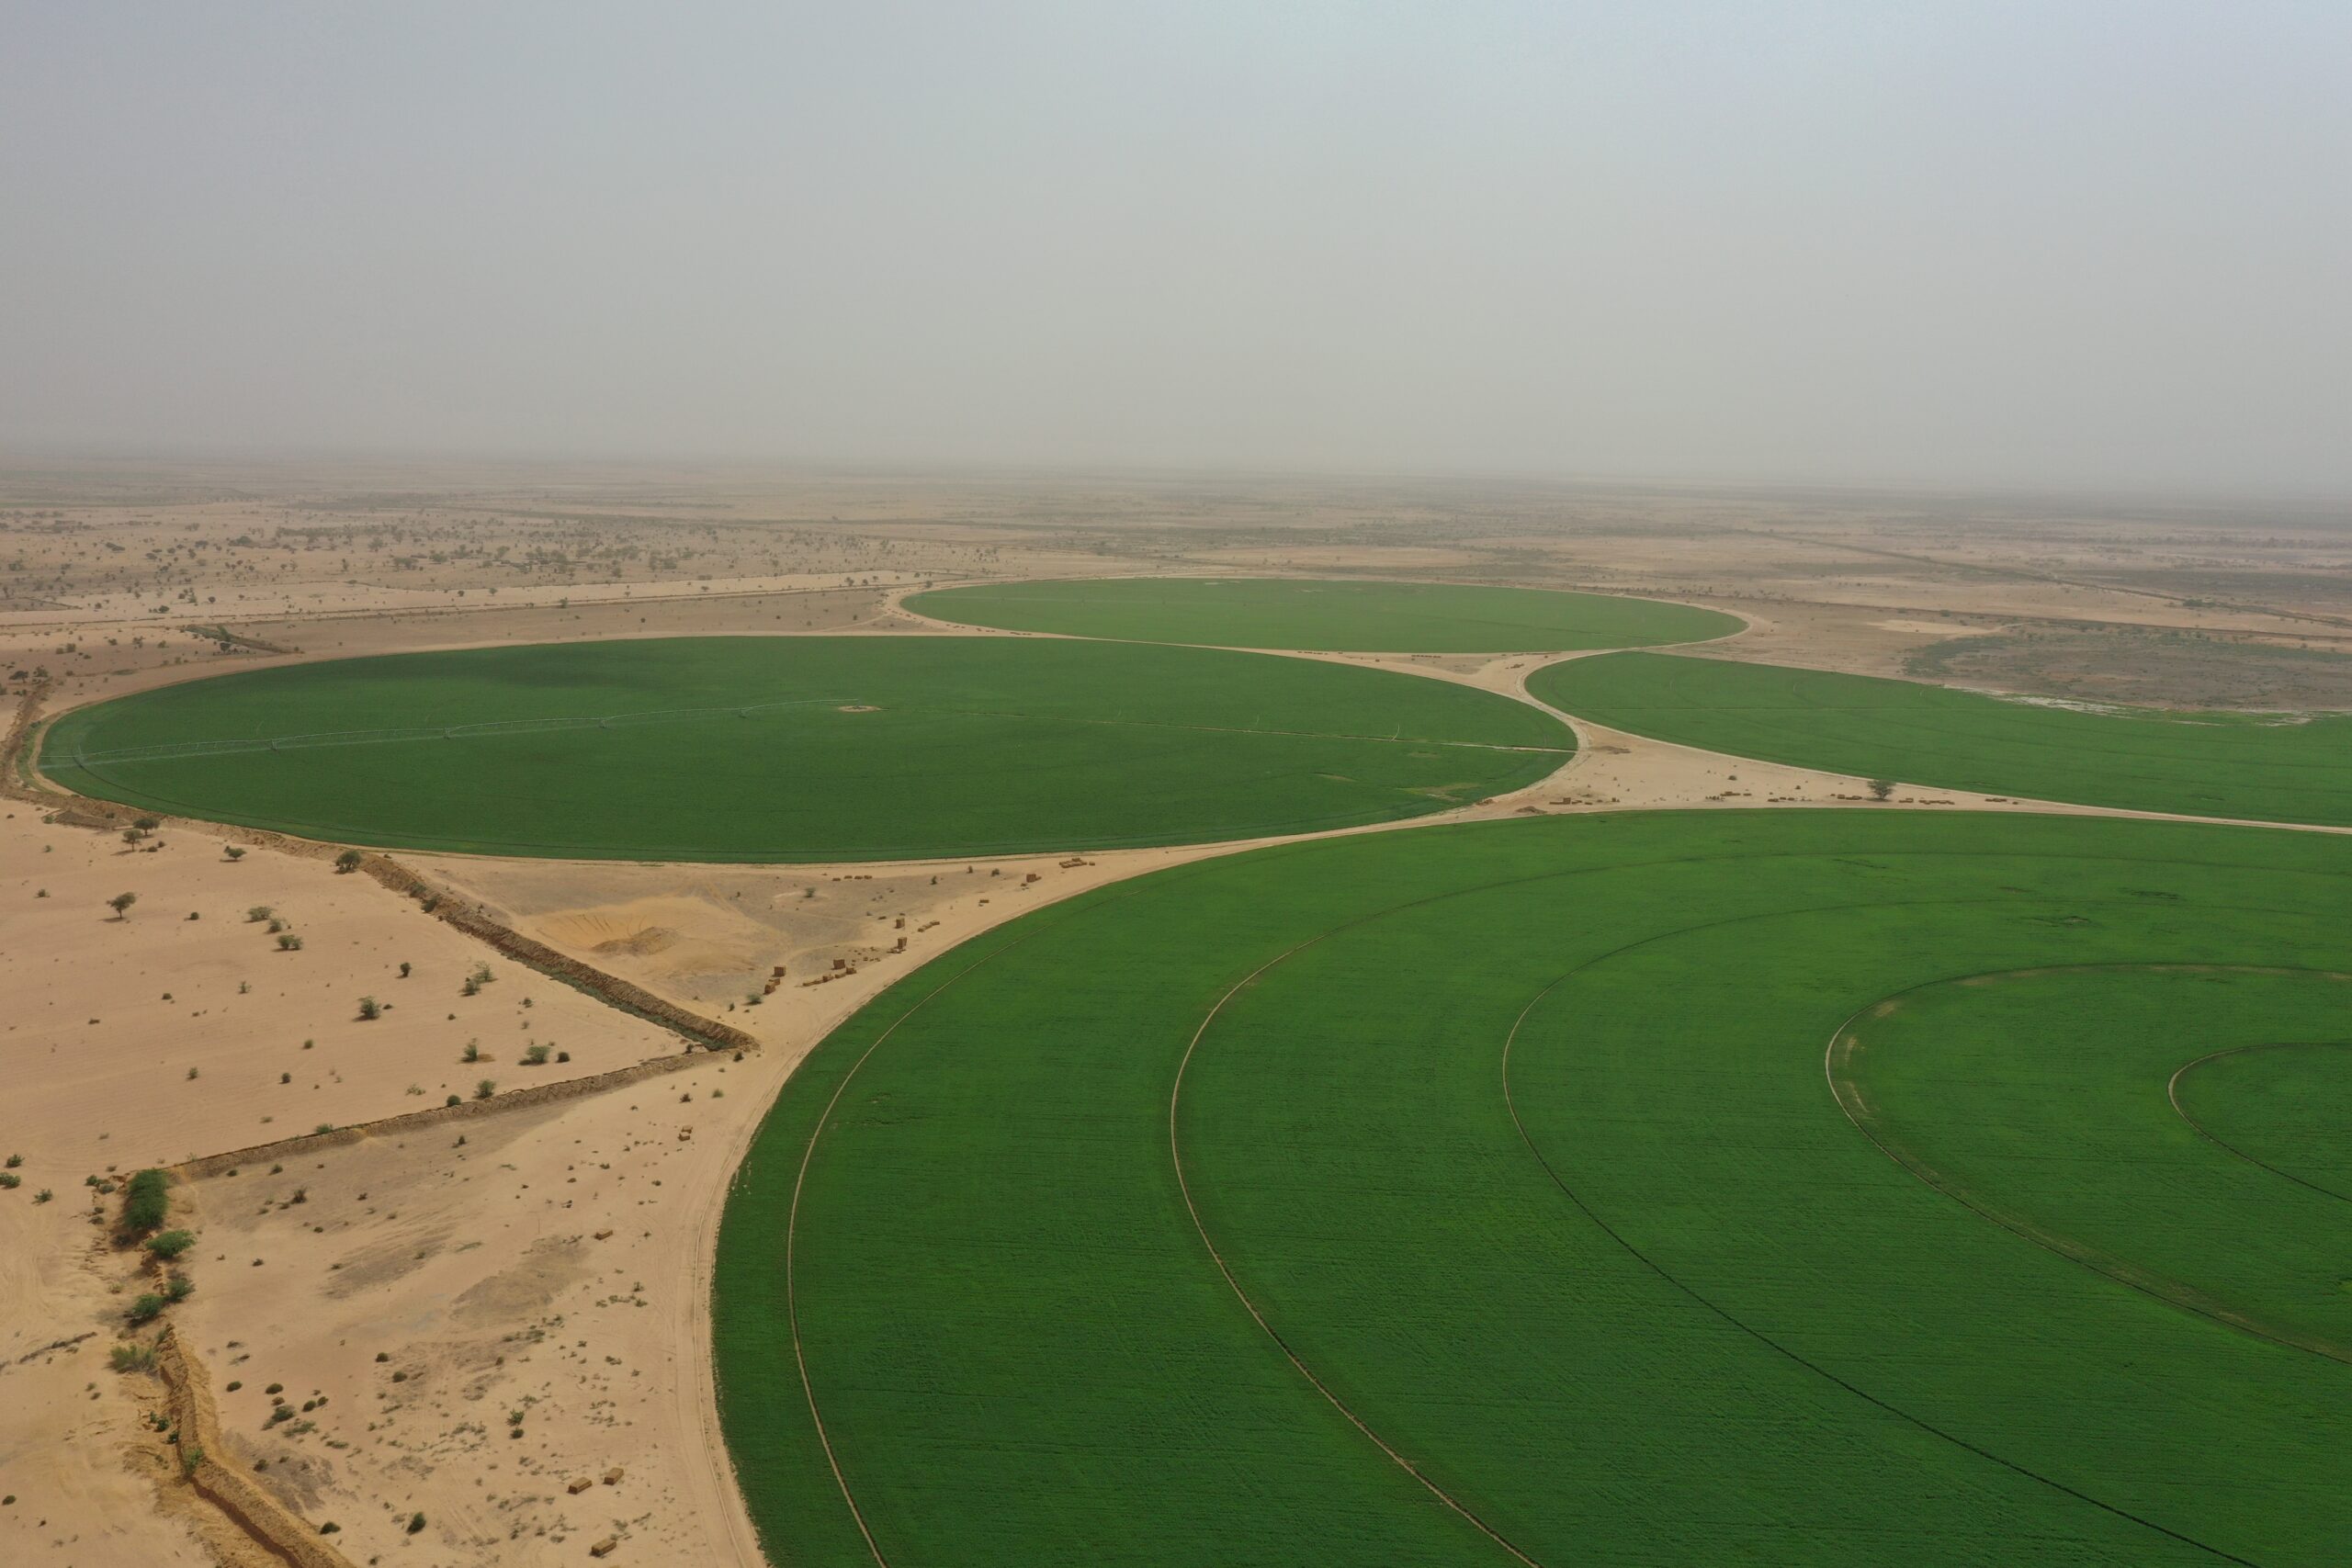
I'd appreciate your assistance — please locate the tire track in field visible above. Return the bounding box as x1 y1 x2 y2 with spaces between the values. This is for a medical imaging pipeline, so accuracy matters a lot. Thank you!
2167 1040 2352 1205
1180 877 2302 1563
1826 964 2352 1364
784 838 2334 1562
1494 912 2273 1567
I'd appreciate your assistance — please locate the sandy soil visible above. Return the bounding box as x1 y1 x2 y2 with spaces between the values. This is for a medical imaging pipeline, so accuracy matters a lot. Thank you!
6 456 2348 1568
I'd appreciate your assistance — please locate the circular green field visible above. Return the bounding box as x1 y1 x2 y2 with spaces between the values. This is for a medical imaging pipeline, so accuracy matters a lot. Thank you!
715 810 2352 1566
1530 650 2352 827
905 577 1743 652
37 637 1572 861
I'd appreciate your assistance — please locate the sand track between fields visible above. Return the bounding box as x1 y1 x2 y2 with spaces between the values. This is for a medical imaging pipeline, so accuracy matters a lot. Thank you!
14 550 2352 1567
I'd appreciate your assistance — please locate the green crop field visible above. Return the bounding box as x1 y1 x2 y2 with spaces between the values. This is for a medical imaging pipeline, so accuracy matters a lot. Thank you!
713 809 2352 1566
906 577 1744 652
36 637 1571 861
1531 650 2352 826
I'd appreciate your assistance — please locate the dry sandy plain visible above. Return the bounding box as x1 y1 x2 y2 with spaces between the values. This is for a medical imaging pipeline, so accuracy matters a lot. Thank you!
2 457 2346 1567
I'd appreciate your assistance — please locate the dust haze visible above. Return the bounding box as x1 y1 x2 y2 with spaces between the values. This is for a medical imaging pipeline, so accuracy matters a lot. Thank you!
6 3 2349 494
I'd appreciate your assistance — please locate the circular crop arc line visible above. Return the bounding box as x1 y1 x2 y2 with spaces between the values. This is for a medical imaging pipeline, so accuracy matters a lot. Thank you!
1170 877 2275 1564
1170 943 1547 1568
2167 1039 2352 1204
774 837 2331 1562
1495 938 2268 1567
1825 963 2352 1364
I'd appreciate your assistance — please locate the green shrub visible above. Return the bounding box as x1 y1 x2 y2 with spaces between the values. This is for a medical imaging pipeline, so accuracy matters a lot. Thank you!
145 1229 196 1261
109 1342 156 1372
121 1168 169 1233
356 996 380 1021
126 1292 166 1325
474 1079 496 1100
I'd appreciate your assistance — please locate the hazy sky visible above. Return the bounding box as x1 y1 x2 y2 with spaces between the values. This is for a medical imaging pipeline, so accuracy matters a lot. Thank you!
4 3 2347 492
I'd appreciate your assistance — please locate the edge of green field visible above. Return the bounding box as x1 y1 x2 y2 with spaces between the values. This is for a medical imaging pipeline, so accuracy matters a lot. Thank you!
1529 649 2352 828
711 808 2352 1567
905 577 1746 653
32 635 1577 862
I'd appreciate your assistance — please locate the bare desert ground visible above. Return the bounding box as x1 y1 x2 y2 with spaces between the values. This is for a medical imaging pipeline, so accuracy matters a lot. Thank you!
3 457 2346 1568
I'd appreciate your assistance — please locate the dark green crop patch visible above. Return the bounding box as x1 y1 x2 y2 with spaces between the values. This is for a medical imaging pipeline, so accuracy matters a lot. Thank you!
38 637 1572 862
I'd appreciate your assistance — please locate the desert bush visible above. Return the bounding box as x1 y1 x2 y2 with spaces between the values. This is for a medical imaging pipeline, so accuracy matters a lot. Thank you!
126 1292 166 1325
357 996 381 1021
247 905 273 922
277 932 304 951
121 1168 169 1233
474 1078 496 1100
224 846 245 862
145 1228 196 1261
522 1043 550 1066
109 1342 157 1372
334 849 364 873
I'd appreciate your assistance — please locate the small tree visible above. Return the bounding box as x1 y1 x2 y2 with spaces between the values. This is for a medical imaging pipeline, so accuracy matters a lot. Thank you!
224 846 246 862
1867 779 1896 801
334 849 364 874
134 816 161 836
108 892 138 919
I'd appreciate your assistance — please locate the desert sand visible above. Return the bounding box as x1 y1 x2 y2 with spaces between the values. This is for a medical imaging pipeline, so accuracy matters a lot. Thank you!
5 457 2346 1568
